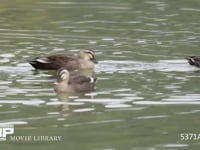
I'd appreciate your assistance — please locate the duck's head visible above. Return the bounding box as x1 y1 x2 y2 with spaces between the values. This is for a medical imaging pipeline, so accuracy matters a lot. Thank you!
79 49 98 64
54 68 70 84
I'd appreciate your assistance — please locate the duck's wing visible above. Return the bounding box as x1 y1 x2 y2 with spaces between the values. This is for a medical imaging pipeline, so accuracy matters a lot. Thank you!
29 55 78 70
186 56 200 67
71 75 96 84
70 75 97 92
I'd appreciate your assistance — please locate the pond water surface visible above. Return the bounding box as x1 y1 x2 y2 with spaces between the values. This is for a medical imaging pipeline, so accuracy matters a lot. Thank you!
0 0 200 149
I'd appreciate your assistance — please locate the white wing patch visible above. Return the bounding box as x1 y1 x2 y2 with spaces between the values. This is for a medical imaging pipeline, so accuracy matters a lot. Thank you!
36 58 50 63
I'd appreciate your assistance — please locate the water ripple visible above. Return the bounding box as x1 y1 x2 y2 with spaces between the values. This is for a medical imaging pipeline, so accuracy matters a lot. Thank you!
181 8 200 12
72 108 95 112
0 100 45 105
164 144 189 148
63 119 124 127
136 115 168 119
134 101 200 105
0 121 28 126
97 59 196 73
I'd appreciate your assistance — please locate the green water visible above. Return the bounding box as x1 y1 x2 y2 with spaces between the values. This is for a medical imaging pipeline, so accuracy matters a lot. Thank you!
0 0 200 149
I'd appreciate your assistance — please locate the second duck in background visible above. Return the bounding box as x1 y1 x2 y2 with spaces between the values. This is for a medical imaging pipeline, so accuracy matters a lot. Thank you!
186 56 200 68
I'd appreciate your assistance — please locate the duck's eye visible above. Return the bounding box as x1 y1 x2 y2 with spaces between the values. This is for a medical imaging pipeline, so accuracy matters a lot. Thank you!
60 70 68 74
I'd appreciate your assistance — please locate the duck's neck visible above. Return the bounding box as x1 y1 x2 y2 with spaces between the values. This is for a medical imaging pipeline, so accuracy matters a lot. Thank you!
79 59 94 69
54 81 69 92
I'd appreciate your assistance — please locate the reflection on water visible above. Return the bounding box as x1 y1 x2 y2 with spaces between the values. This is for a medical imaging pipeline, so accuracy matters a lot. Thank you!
0 0 200 149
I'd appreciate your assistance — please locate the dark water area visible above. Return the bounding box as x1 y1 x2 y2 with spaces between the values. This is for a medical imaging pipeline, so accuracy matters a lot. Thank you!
0 0 200 149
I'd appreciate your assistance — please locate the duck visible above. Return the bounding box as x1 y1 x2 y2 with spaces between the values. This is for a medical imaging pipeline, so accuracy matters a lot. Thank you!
54 68 97 93
186 56 200 67
29 49 98 71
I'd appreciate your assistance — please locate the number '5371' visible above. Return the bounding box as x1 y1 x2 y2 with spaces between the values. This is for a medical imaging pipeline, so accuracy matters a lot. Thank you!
180 133 200 140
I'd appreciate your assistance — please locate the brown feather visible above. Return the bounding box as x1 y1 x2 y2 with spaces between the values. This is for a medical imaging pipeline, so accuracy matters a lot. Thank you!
29 50 97 70
54 68 96 93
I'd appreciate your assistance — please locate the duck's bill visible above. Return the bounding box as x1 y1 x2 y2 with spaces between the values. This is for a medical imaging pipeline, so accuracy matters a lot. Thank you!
54 78 62 84
54 82 59 85
92 59 98 64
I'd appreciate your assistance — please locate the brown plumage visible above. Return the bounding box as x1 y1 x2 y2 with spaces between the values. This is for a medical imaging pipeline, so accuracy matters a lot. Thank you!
29 49 98 70
186 56 200 67
54 68 97 93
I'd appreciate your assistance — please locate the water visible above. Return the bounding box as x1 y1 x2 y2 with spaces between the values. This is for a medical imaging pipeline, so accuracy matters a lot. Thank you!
0 0 200 149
